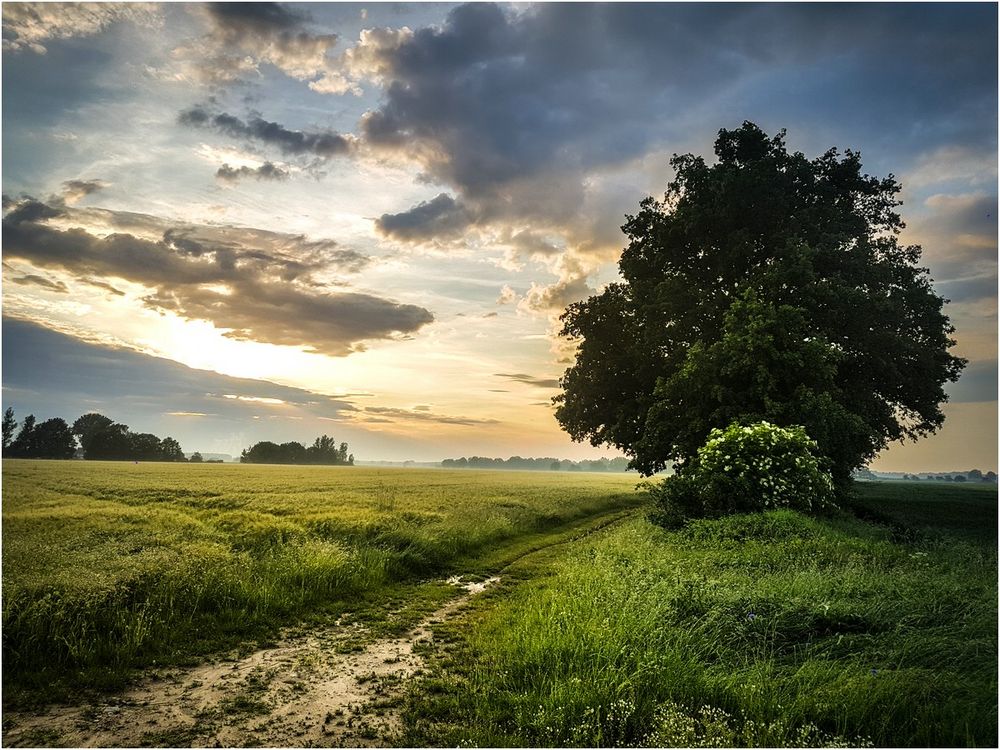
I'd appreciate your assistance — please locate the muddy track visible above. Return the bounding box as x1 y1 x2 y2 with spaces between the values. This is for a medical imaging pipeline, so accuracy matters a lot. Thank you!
2 509 639 748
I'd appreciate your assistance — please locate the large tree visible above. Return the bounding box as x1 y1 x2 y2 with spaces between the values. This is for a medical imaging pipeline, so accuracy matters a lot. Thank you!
72 413 114 457
29 418 77 459
3 407 17 450
159 437 186 462
9 414 36 457
555 122 964 487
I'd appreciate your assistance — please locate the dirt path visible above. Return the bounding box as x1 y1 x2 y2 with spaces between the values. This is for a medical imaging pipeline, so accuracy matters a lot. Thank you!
2 577 498 748
3 508 640 748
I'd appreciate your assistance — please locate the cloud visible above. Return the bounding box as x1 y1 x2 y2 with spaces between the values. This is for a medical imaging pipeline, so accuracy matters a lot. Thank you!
496 285 518 305
9 273 69 293
2 3 160 54
520 275 595 316
375 193 474 242
60 179 109 205
947 359 999 403
935 275 999 304
360 405 500 426
75 277 123 295
495 372 560 389
180 106 355 158
518 251 597 315
904 145 998 191
2 195 433 356
174 2 341 88
333 2 996 333
497 230 564 270
1 316 359 426
904 192 997 304
216 161 290 183
223 394 286 405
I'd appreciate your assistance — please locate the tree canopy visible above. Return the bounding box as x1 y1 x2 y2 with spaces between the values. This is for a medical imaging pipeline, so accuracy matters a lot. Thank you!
240 435 353 465
8 415 76 459
64 412 188 461
555 122 965 487
3 407 17 450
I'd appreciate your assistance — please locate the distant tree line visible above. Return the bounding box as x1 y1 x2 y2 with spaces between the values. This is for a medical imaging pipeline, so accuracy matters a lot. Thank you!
240 435 353 465
2 408 187 461
441 456 632 472
901 470 997 483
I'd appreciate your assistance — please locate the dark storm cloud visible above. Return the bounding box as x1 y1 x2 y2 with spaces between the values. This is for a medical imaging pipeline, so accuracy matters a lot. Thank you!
1 316 358 428
348 0 996 324
205 2 306 34
3 197 63 224
374 193 474 241
180 106 354 158
216 161 290 182
356 3 996 198
494 372 560 389
2 196 432 356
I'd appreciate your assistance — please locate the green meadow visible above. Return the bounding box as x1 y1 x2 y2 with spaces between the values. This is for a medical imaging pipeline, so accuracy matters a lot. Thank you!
2 460 996 747
402 481 998 747
1 460 640 704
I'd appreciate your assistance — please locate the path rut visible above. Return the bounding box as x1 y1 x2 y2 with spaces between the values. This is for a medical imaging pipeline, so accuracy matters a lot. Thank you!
4 507 640 748
2 577 498 748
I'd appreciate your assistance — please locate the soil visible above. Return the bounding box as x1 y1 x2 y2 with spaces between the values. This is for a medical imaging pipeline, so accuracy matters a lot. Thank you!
2 577 499 748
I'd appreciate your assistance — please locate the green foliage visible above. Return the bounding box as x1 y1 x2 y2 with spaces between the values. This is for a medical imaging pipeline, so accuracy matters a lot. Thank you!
403 485 997 747
8 415 77 459
70 412 186 461
650 421 836 525
555 122 964 486
3 407 17 450
1 460 641 703
71 412 113 455
240 435 353 465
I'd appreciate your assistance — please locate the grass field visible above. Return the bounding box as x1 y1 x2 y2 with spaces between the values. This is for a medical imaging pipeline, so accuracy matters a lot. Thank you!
1 460 641 705
3 461 996 747
402 481 998 747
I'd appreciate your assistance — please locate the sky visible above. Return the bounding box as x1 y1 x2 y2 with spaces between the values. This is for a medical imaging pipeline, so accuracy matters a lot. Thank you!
1 2 996 470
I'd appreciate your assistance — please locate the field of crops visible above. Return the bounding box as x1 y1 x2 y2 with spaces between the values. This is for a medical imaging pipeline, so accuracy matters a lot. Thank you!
1 460 641 704
402 482 998 747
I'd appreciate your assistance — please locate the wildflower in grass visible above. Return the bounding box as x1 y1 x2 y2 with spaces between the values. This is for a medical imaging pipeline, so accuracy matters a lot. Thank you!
870 668 878 676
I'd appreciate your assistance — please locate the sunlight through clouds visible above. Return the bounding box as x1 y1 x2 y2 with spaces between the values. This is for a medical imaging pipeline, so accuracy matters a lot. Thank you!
2 2 995 467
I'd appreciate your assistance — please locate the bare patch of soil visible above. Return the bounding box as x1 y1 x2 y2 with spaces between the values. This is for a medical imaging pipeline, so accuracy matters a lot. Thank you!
2 577 498 748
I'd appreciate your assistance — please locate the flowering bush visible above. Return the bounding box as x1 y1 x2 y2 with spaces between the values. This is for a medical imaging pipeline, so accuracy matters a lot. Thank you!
650 421 836 526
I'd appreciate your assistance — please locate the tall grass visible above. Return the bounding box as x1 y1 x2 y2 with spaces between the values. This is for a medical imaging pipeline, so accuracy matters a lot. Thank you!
2 460 641 703
405 487 997 747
